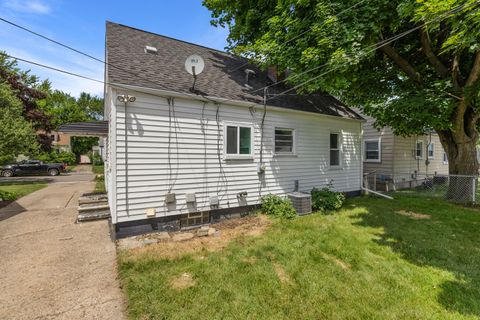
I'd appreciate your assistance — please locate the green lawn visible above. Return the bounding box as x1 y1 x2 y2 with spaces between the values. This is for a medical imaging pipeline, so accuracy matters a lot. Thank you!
0 181 47 199
92 164 104 175
91 164 106 193
118 194 480 320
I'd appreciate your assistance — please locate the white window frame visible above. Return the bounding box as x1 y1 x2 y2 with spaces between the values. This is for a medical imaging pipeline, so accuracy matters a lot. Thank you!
274 127 296 155
427 142 435 159
329 132 342 168
223 122 254 160
443 151 448 164
415 140 424 159
364 138 381 163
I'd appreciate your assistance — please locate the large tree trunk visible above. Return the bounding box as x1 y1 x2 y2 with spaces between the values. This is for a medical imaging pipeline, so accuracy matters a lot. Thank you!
438 109 479 203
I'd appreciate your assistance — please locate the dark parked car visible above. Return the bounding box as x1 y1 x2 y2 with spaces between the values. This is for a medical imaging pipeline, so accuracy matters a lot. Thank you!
1 160 65 177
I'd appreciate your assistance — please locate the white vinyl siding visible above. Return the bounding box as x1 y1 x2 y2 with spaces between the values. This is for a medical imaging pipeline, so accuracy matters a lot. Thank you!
109 89 362 223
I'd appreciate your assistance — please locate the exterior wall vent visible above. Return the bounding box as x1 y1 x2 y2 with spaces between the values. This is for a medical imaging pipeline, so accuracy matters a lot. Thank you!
144 45 158 54
288 192 312 215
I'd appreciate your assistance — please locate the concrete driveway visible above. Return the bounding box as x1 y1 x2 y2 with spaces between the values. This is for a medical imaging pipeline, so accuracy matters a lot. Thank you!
0 166 125 319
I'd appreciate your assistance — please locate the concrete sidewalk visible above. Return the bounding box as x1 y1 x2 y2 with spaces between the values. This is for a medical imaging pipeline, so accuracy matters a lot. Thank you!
0 173 125 319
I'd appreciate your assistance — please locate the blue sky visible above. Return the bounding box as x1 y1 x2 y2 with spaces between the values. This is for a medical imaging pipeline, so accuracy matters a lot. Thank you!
0 0 229 97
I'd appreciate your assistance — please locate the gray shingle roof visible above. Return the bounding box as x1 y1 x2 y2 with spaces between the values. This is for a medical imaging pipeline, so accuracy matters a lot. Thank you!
106 21 363 120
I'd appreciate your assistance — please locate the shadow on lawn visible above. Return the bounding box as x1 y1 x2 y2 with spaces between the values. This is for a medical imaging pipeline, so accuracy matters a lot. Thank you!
354 195 480 317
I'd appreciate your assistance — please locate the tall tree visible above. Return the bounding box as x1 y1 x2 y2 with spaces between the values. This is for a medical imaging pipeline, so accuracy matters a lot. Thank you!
0 82 39 163
203 0 480 178
0 53 53 151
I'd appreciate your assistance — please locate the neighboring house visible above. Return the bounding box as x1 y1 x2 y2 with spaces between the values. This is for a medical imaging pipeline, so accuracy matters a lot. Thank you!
63 22 365 235
37 130 72 152
360 112 449 191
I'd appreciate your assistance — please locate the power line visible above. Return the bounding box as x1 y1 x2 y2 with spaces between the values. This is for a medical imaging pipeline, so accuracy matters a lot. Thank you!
0 17 172 90
2 54 104 84
254 0 478 96
266 0 480 102
228 0 370 73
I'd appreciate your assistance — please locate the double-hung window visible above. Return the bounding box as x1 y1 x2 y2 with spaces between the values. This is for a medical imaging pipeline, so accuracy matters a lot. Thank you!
416 140 424 159
427 143 435 159
364 139 381 162
330 133 341 167
275 128 295 154
225 124 253 158
443 152 448 164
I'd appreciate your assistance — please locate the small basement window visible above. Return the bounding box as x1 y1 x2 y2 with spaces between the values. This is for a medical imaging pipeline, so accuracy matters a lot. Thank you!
416 140 424 159
364 139 381 162
428 143 435 159
275 128 295 154
330 133 341 167
225 124 253 158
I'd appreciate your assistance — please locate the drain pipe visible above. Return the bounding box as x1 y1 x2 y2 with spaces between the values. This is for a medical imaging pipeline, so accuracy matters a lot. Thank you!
117 94 136 216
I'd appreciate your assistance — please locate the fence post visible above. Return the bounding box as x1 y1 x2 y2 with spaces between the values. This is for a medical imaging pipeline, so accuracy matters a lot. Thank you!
473 176 476 204
373 173 377 191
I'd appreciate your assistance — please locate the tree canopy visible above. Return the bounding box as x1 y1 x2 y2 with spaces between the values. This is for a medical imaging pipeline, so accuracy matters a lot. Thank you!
203 0 480 175
0 53 103 161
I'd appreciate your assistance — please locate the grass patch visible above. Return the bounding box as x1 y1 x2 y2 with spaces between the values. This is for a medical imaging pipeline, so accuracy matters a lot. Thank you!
92 164 104 175
0 181 46 199
94 175 105 193
118 194 480 319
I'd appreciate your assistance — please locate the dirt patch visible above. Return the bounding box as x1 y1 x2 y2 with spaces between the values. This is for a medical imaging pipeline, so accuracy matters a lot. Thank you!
170 273 196 291
126 215 271 260
396 210 431 220
320 252 350 270
273 262 291 284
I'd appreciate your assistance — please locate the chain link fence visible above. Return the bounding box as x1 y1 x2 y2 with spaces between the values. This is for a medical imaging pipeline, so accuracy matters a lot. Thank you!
364 172 479 204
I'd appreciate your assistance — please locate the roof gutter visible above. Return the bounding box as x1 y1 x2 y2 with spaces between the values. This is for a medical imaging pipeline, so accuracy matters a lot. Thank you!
110 82 366 123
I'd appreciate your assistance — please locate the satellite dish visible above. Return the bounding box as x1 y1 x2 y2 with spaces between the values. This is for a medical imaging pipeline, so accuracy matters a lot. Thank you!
185 54 205 76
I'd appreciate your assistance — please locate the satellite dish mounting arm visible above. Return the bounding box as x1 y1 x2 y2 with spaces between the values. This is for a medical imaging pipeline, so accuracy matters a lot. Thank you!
190 66 197 92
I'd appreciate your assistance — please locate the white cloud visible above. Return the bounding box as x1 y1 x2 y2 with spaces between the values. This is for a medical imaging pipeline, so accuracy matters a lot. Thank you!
3 0 51 15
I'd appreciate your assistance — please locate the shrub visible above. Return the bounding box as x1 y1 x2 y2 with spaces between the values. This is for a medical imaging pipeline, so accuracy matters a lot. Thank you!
0 190 17 201
37 151 76 165
311 187 346 212
260 194 297 219
92 153 104 165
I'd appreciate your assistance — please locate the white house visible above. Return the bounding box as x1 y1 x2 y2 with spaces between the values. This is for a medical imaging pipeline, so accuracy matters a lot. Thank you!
359 111 449 191
71 22 365 236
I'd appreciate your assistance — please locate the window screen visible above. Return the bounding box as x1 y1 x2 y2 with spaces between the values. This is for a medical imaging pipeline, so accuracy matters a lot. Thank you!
275 128 294 153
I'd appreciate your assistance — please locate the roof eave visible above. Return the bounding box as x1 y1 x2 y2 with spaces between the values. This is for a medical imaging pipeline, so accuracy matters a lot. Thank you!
110 82 365 122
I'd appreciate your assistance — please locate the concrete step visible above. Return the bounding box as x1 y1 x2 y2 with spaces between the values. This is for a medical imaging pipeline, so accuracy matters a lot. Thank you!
78 203 110 212
77 209 111 222
78 198 108 206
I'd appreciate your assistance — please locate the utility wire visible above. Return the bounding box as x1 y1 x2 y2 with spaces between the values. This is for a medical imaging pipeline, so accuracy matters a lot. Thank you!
266 0 480 102
3 0 476 108
228 0 370 73
0 17 172 90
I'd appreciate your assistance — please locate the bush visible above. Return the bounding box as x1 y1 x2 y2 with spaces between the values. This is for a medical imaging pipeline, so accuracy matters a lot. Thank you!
311 187 346 212
260 194 297 219
0 190 17 201
37 151 76 165
92 153 104 165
